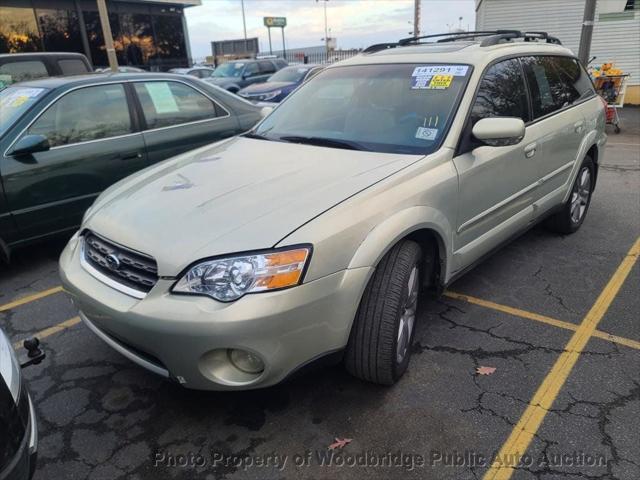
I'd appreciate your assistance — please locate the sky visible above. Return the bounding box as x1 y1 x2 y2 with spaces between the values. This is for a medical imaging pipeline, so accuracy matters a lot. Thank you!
185 0 476 61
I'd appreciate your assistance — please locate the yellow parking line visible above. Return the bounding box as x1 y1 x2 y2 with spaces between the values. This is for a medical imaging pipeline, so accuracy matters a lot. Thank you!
0 286 64 313
483 237 640 480
12 316 80 350
444 291 640 351
443 291 579 332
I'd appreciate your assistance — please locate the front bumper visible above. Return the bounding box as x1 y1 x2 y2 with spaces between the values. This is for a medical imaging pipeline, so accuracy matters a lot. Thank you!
59 235 371 390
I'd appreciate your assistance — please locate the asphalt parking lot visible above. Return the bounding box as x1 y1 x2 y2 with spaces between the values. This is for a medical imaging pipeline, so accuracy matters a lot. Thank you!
1 108 638 480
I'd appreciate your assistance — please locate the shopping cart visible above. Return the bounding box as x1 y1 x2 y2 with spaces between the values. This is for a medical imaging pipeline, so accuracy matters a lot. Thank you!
594 74 630 134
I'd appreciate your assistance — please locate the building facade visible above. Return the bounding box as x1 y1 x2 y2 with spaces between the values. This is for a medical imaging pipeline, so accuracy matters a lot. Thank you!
0 0 200 70
476 0 640 104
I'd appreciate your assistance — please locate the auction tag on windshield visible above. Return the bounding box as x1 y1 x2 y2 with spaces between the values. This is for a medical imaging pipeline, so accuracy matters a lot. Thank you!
427 74 453 89
415 127 438 141
412 65 468 77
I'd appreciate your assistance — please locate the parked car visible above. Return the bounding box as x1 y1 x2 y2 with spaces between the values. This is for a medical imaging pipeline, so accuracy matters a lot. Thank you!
95 66 146 73
0 73 263 260
0 328 41 480
238 64 324 103
0 53 92 89
204 58 288 93
168 67 216 79
59 31 605 391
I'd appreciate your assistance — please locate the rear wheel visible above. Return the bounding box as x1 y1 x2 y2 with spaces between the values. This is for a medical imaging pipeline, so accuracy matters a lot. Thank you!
546 155 594 234
345 240 422 385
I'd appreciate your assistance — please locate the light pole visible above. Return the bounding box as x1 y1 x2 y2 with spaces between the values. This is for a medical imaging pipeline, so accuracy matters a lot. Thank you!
240 0 247 40
96 0 118 72
413 0 421 38
316 0 329 57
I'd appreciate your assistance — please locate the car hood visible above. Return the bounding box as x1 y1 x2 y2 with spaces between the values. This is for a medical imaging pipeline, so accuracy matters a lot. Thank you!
240 81 294 94
85 137 419 276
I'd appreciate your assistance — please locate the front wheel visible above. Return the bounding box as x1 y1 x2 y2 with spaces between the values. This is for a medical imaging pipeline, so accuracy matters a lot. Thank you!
345 240 422 385
546 155 594 234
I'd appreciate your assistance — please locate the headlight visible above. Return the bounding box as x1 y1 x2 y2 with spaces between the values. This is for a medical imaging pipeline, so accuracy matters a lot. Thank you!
172 246 311 302
262 89 282 101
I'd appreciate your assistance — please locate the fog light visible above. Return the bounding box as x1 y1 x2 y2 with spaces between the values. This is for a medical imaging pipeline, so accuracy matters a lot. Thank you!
228 349 264 374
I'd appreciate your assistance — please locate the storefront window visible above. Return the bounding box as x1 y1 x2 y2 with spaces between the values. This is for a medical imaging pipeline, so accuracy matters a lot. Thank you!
35 7 82 53
152 13 187 70
0 6 41 53
117 13 156 68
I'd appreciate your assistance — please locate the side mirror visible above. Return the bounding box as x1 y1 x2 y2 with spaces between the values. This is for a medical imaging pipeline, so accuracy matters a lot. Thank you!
260 106 274 118
472 117 525 147
10 134 50 156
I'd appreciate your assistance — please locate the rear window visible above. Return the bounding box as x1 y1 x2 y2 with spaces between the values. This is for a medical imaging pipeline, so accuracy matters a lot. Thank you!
255 63 472 155
0 86 47 137
0 60 48 87
57 59 90 75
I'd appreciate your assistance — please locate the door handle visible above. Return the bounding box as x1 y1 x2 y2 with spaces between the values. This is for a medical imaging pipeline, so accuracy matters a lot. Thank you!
574 121 585 133
119 152 143 161
524 142 537 158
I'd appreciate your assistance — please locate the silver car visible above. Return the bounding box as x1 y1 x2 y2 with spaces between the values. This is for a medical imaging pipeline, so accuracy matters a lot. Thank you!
59 31 606 390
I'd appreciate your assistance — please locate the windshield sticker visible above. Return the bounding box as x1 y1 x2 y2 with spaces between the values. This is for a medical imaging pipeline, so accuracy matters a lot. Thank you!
427 74 453 89
412 65 469 77
145 82 179 114
0 87 45 109
415 127 438 141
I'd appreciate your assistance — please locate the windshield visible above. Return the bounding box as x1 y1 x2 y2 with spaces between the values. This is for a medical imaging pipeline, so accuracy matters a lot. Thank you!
269 66 311 83
213 62 246 78
0 86 47 137
255 63 471 155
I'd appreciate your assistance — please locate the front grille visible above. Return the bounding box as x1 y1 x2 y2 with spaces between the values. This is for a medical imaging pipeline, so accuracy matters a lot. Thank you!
83 231 158 293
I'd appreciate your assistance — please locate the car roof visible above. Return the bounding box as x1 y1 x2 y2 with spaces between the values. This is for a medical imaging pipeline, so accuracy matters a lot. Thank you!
13 72 200 89
333 40 575 70
0 52 88 59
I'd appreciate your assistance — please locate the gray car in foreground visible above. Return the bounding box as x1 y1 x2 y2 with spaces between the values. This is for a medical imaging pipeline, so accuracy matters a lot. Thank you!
59 31 606 391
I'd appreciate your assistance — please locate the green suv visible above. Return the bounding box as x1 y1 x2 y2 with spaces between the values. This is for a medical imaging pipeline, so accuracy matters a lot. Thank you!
0 73 263 261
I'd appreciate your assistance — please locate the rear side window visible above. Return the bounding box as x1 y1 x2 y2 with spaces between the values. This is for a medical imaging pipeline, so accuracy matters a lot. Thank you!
553 57 595 103
57 59 90 75
470 58 529 124
258 61 276 74
134 81 220 129
521 56 570 118
28 84 131 147
0 60 48 86
244 63 260 77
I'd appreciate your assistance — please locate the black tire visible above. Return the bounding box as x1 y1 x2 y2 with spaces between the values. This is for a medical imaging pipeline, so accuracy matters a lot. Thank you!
546 155 595 234
345 240 422 385
614 125 621 134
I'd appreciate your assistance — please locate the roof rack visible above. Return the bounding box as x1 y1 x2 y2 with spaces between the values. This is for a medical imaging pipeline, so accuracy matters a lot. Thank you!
363 30 562 54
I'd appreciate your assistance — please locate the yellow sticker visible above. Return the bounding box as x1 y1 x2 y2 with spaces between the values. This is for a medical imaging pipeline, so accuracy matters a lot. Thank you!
428 74 453 89
10 95 29 107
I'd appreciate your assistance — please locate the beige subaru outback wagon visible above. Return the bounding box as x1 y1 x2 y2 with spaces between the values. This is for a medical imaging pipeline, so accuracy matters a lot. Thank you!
59 31 606 390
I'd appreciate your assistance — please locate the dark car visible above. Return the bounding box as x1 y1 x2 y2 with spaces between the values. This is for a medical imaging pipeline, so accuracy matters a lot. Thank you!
0 329 39 480
0 53 92 89
168 67 216 79
238 64 323 103
204 58 288 93
0 73 263 260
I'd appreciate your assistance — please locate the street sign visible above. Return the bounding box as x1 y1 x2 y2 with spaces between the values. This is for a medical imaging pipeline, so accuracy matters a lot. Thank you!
263 16 287 28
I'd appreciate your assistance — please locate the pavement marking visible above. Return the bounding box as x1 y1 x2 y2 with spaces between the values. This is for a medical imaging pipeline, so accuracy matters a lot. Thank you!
444 291 640 351
0 286 64 313
12 316 80 350
483 236 640 480
606 142 640 147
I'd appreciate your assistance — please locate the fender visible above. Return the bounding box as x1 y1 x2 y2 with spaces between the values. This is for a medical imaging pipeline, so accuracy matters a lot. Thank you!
561 129 601 204
347 206 454 282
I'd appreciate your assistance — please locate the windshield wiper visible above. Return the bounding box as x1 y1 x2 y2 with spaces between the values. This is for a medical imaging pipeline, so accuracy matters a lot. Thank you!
278 135 366 151
243 132 272 141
